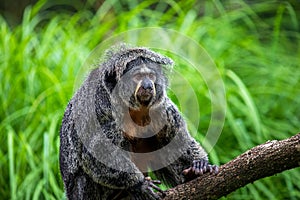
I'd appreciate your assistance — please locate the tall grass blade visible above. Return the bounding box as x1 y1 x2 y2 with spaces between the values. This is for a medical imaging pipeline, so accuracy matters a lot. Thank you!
8 128 16 200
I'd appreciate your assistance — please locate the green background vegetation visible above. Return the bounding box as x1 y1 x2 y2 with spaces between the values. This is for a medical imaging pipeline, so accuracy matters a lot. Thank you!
1 0 299 199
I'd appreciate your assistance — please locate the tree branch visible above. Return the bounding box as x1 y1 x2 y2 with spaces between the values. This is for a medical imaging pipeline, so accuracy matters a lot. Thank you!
163 133 300 200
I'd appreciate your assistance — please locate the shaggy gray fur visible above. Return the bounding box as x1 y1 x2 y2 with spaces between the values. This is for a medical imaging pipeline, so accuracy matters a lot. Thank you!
59 45 211 200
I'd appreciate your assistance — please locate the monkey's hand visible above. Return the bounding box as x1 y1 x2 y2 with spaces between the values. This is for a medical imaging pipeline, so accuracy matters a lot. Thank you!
129 176 165 200
182 159 219 181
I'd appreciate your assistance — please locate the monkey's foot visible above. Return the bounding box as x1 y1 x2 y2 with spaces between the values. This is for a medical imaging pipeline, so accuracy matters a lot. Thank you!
130 177 164 200
144 176 165 199
182 159 219 181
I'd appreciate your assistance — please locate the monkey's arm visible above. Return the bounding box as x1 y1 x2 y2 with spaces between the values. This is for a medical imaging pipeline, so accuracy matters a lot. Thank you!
165 100 208 160
80 134 143 189
163 100 218 183
79 130 163 199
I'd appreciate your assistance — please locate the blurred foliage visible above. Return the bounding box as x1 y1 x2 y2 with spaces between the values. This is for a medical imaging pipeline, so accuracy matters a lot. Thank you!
1 0 300 199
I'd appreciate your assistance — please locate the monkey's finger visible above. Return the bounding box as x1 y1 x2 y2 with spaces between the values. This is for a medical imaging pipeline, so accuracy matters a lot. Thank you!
198 167 203 175
202 163 207 173
202 159 209 174
151 180 161 185
194 161 200 175
149 182 164 193
212 165 219 175
207 165 213 173
201 159 208 169
202 160 209 175
192 160 198 173
182 167 192 175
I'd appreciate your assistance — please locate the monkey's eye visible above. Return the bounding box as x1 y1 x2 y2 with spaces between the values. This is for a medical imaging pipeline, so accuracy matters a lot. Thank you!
133 73 143 81
148 73 156 81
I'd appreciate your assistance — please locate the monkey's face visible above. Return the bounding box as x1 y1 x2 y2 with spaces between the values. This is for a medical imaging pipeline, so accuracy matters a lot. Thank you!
132 66 156 106
115 58 167 109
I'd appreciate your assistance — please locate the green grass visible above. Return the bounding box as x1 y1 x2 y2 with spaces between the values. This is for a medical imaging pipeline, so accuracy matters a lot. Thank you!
1 0 300 199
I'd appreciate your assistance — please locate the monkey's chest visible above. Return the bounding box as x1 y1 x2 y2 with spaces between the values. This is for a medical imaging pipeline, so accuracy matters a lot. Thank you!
121 107 166 172
128 137 159 173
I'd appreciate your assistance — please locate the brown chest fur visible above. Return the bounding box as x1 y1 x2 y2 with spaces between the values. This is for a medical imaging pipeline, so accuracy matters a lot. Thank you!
123 107 160 173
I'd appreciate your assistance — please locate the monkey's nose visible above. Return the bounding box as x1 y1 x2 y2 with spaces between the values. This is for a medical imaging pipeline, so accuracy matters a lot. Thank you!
141 78 153 90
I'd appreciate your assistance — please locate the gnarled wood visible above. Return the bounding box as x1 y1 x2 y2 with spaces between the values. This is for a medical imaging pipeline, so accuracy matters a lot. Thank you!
163 133 300 200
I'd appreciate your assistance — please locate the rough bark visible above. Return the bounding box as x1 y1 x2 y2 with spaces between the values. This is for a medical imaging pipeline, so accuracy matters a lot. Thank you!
163 133 300 200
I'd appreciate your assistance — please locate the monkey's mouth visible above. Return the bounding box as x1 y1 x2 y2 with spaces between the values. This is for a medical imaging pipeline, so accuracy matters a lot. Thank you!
135 88 154 106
